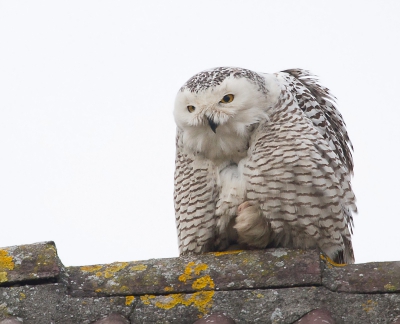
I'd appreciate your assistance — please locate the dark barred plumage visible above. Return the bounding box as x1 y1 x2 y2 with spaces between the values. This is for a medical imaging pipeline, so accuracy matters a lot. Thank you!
180 67 268 95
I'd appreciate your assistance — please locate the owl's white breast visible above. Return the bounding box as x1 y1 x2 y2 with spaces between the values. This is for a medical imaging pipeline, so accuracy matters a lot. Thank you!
180 122 252 165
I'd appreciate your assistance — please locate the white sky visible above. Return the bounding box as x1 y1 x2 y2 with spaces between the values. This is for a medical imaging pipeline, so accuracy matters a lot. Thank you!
1 1 399 266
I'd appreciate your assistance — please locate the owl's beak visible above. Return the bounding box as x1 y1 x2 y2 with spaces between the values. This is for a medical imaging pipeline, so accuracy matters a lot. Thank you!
207 117 218 133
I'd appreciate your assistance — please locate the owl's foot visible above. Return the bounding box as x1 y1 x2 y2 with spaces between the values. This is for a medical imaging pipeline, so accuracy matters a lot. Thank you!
237 201 251 213
234 201 271 248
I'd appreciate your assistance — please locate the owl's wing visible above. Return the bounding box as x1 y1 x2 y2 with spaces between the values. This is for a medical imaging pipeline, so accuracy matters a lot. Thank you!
244 70 356 263
281 70 356 229
174 129 217 255
282 69 354 174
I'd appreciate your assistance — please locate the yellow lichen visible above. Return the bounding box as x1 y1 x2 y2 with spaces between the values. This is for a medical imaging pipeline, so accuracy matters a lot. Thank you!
104 262 129 278
164 287 174 292
119 285 130 293
320 254 347 268
140 294 156 305
82 262 129 279
192 275 214 290
19 292 26 300
125 296 135 305
178 261 196 282
0 272 8 283
130 264 147 271
95 289 102 293
362 300 378 313
256 293 264 298
212 250 243 257
0 250 14 271
36 246 57 268
194 264 208 275
384 284 397 291
178 262 209 282
154 261 215 315
155 291 214 314
155 293 183 310
80 265 103 272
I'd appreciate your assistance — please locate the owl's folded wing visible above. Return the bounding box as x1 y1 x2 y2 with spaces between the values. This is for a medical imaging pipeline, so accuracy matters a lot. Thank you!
174 129 218 255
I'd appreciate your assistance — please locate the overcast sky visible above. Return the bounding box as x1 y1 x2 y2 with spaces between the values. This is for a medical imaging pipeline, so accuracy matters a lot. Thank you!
1 1 399 266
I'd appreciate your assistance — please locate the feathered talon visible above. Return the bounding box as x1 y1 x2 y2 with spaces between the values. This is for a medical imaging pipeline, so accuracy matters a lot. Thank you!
234 202 271 248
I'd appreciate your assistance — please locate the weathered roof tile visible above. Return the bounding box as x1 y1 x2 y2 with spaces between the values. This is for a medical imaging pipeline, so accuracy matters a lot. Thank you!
0 241 61 286
67 249 321 297
322 258 400 293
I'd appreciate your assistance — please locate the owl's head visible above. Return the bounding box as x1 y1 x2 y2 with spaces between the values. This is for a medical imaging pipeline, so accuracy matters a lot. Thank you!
174 67 280 160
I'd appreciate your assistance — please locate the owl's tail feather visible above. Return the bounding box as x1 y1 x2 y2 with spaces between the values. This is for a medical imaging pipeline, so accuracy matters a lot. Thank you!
336 236 355 264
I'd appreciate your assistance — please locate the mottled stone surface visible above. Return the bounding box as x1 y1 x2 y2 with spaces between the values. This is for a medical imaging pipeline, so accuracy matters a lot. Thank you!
0 241 61 286
0 241 399 324
1 284 400 324
68 249 321 297
130 287 400 324
322 258 400 293
0 284 133 324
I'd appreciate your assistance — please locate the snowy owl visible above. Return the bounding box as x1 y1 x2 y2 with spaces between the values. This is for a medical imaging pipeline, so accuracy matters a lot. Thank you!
173 67 356 264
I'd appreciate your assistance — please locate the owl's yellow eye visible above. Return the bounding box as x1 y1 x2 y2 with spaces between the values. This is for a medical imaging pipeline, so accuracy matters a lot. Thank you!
220 94 234 103
187 105 195 113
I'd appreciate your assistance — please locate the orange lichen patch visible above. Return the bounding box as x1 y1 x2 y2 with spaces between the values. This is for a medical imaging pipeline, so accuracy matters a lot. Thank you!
104 262 129 279
0 250 15 271
155 291 214 314
80 265 103 272
179 262 209 283
155 260 215 315
125 296 135 306
320 254 347 268
178 261 196 282
80 262 130 279
95 289 102 293
212 250 243 257
194 263 208 275
155 293 182 310
140 294 156 305
130 264 147 271
164 287 174 292
362 300 378 313
192 275 214 290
